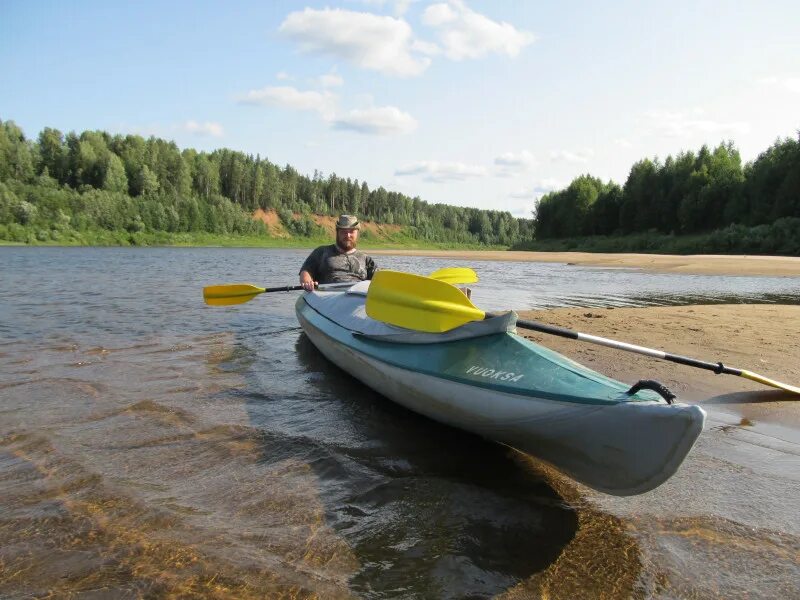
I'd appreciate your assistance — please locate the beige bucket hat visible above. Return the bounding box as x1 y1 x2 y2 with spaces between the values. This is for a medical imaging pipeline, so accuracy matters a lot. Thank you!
335 214 360 229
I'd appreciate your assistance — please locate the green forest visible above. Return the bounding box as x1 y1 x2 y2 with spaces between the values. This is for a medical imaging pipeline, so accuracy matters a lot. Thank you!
1 118 799 254
0 119 531 248
527 135 800 255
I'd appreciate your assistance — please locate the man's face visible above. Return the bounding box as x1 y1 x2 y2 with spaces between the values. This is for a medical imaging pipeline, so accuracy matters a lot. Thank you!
336 228 358 251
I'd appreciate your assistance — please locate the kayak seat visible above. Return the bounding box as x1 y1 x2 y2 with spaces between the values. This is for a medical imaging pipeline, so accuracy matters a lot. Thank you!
303 290 516 344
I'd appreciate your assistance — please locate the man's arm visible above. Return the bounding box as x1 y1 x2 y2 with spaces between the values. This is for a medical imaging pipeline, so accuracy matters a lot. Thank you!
299 247 323 290
365 256 378 280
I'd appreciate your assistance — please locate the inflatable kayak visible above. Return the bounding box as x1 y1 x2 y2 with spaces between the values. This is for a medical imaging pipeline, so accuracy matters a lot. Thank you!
295 281 706 496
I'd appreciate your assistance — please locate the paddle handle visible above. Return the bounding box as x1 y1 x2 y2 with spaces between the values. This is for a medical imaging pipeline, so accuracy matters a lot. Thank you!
515 318 742 376
265 284 306 293
264 282 356 293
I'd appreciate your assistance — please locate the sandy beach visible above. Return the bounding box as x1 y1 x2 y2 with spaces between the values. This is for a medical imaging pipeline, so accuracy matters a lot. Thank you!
516 304 800 424
370 249 800 277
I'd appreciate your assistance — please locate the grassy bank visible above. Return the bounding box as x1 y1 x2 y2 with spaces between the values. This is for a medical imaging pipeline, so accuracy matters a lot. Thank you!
4 206 798 256
512 218 800 256
0 226 505 250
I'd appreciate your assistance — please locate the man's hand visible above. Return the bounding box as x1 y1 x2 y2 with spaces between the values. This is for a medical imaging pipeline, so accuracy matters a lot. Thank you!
299 271 317 292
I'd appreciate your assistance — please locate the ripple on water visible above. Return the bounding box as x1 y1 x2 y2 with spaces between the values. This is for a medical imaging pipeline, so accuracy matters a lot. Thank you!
2 247 799 598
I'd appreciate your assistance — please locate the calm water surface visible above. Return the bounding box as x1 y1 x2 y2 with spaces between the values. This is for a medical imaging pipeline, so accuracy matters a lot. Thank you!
1 247 799 598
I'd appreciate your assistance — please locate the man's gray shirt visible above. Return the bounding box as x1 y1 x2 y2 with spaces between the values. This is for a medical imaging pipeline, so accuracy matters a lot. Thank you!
300 245 378 283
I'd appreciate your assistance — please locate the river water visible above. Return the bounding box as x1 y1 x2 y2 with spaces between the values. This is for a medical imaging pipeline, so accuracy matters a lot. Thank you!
1 247 799 599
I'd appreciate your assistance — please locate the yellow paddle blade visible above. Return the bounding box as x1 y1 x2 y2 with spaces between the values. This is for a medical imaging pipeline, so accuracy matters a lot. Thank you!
366 270 485 333
739 370 800 395
203 283 265 306
428 267 479 285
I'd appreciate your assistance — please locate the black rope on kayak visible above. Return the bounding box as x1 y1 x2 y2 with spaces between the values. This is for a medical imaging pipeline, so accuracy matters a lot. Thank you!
627 380 676 404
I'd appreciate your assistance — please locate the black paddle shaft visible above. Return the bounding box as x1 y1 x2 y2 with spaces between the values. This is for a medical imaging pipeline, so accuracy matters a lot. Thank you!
516 318 579 340
262 282 354 293
263 284 306 293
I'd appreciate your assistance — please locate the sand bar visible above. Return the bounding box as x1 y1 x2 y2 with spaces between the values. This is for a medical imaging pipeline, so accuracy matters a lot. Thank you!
369 250 800 277
515 304 800 426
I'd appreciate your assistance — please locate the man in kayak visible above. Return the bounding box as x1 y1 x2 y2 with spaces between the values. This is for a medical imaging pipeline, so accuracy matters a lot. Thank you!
299 214 378 291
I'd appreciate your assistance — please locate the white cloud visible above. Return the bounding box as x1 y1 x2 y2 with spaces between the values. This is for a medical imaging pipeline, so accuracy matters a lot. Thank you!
276 71 291 80
411 39 442 56
237 85 415 137
509 178 562 199
393 0 416 16
494 150 535 176
507 205 535 218
535 178 562 194
115 121 225 139
643 109 750 138
422 0 534 60
395 160 487 182
759 75 800 95
181 121 224 137
318 72 344 88
279 7 430 77
237 86 336 118
351 0 418 17
550 149 593 164
332 106 418 135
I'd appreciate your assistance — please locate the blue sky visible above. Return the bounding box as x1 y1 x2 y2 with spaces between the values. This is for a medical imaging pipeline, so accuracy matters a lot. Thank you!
2 0 799 217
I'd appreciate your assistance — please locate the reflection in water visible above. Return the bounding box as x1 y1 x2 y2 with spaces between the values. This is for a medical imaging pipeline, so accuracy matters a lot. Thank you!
290 334 577 597
607 291 800 309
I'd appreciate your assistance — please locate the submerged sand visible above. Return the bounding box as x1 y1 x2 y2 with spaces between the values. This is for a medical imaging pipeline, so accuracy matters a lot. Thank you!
369 250 800 277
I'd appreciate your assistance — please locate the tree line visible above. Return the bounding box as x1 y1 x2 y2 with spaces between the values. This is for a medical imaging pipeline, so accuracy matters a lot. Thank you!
3 118 798 254
533 136 800 246
0 119 533 246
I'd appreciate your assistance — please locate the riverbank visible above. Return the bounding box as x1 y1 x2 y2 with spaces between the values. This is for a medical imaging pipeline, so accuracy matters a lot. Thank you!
504 303 800 598
0 235 501 251
370 249 800 277
515 304 800 424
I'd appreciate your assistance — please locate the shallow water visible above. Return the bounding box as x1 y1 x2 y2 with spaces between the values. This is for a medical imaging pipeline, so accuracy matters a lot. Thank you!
1 247 799 598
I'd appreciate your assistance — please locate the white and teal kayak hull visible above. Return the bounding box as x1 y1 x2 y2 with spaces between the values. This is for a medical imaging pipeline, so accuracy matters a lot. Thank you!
295 288 705 496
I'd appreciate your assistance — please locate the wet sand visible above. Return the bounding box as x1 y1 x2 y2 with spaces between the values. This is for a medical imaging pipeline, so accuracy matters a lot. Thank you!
369 249 800 277
516 304 800 426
